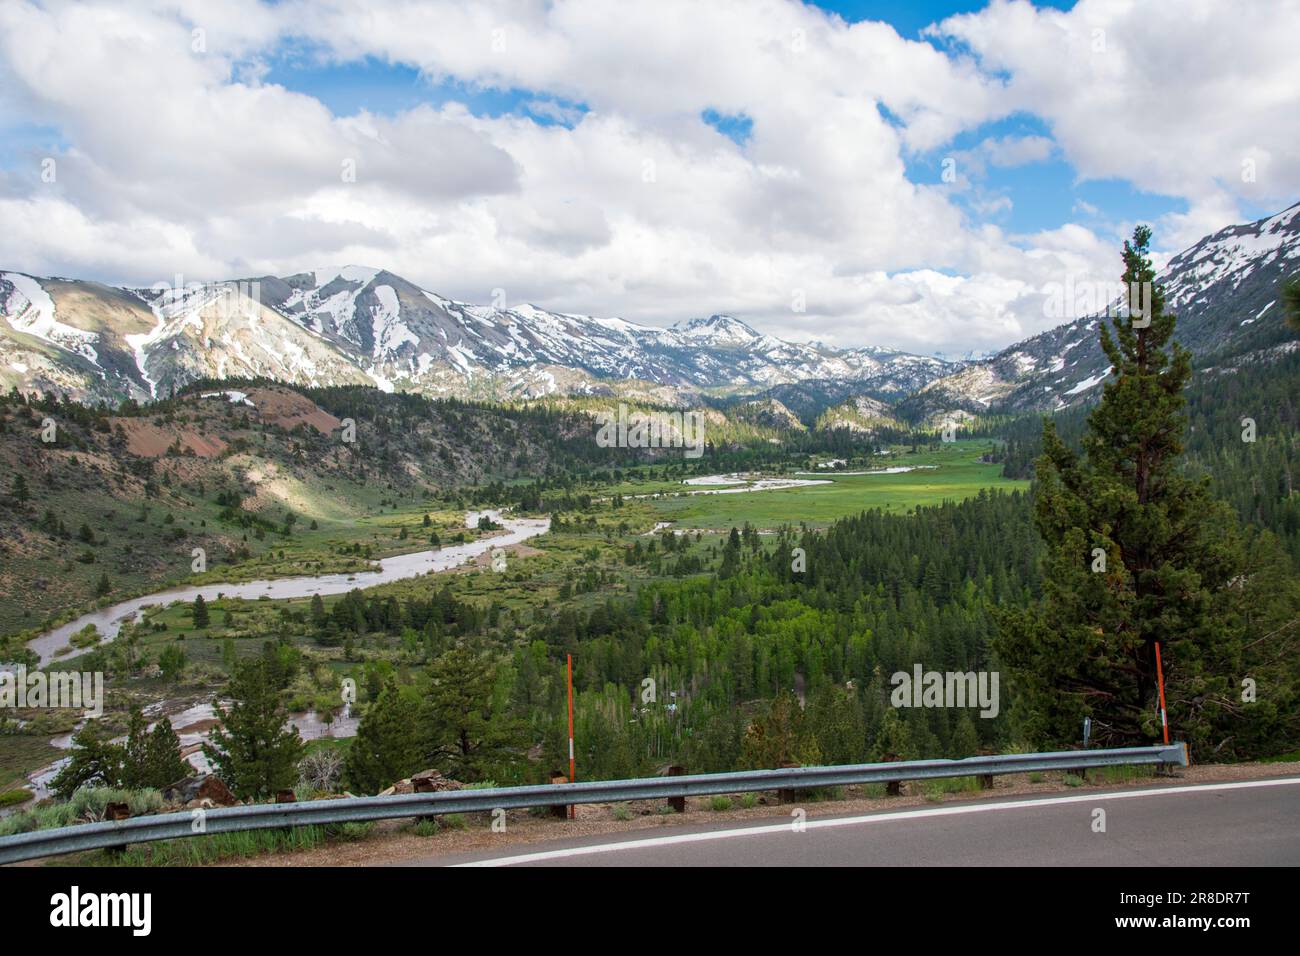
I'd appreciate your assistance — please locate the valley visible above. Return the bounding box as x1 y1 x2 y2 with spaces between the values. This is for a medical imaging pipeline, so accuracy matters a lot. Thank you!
1 206 1297 869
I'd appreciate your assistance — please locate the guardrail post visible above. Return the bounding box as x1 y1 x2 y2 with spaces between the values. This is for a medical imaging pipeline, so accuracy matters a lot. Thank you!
880 754 902 796
777 761 802 803
975 749 995 789
549 769 569 819
104 803 130 858
667 765 687 813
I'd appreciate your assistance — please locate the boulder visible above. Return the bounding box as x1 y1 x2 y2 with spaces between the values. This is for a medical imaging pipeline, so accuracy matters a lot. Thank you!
195 775 239 807
161 775 203 804
379 769 463 796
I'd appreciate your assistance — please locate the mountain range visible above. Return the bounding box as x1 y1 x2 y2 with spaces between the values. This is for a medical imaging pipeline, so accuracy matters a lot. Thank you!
3 202 1298 421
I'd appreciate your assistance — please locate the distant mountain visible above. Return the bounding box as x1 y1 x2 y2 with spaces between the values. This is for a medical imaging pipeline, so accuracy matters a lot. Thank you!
0 266 960 405
4 202 1297 414
912 201 1300 418
814 395 902 434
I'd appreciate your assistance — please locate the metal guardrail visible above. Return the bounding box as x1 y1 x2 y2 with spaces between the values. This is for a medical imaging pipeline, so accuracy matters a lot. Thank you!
0 743 1186 864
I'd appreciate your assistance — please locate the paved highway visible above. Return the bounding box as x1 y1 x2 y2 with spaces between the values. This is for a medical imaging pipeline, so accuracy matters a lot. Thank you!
421 778 1300 867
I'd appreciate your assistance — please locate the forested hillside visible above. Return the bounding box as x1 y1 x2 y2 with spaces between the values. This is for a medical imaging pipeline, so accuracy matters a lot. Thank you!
998 348 1300 566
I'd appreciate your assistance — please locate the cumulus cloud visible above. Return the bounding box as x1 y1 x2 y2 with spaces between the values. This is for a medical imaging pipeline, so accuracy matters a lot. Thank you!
0 0 1294 355
932 0 1300 249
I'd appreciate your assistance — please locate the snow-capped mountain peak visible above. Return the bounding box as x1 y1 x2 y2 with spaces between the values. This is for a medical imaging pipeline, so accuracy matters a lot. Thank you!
671 314 764 347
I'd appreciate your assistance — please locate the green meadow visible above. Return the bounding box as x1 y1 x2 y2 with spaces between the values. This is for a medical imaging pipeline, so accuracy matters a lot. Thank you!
648 441 1027 529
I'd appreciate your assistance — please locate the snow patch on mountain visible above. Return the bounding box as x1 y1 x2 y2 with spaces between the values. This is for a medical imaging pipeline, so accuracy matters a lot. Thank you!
1 272 100 364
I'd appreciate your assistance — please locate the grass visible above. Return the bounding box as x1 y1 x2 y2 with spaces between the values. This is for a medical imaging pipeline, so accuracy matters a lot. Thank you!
922 776 982 802
0 787 164 837
1094 763 1154 784
0 734 63 791
648 442 1025 529
1261 749 1300 763
709 795 732 811
411 819 440 837
0 787 34 808
94 821 375 866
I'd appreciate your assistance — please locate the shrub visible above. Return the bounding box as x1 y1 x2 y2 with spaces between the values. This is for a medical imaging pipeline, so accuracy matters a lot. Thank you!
298 749 343 793
0 788 33 809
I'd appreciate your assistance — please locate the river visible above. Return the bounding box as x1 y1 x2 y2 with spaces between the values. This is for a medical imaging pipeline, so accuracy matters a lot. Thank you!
20 509 550 668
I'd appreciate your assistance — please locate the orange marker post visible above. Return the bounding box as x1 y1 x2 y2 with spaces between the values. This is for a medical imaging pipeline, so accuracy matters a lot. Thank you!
1154 641 1169 745
567 653 576 819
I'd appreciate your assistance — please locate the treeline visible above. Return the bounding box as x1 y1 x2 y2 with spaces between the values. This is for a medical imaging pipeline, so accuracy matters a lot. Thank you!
507 491 1037 781
998 350 1300 565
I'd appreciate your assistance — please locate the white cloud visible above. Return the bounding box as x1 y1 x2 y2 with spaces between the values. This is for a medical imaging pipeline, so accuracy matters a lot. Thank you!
0 0 1293 356
932 0 1300 250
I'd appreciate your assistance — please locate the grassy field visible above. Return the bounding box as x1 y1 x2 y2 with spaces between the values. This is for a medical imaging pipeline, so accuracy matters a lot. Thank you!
647 441 1026 529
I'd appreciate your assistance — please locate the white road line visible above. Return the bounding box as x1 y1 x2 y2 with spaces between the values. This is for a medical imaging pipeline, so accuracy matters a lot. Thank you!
454 777 1300 867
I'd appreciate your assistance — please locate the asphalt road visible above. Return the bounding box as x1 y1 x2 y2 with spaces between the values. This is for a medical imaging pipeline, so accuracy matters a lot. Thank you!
420 777 1300 867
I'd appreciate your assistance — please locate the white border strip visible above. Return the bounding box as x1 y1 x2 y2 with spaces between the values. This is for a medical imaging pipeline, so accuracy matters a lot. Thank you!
455 777 1300 867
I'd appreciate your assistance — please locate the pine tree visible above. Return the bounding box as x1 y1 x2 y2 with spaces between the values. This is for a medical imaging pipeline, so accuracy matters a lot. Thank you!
423 646 521 781
50 721 123 797
345 678 425 793
870 708 915 761
808 684 867 765
994 226 1252 752
1282 273 1300 331
121 710 190 789
950 712 980 759
192 594 209 629
204 658 304 799
309 593 327 630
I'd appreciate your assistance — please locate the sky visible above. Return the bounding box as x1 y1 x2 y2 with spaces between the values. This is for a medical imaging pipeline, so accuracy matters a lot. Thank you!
0 0 1297 357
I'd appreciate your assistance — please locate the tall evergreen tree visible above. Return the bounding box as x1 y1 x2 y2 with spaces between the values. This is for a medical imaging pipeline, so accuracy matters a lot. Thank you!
345 678 424 793
994 226 1255 751
423 646 521 781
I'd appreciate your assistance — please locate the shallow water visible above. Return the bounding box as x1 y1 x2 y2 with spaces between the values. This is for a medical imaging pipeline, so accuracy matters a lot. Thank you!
19 510 549 668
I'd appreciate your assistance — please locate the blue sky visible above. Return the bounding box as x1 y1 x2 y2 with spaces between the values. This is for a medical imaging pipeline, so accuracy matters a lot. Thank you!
812 0 1073 36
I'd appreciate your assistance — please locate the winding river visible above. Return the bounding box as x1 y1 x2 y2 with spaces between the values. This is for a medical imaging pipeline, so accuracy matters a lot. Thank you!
21 510 550 669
